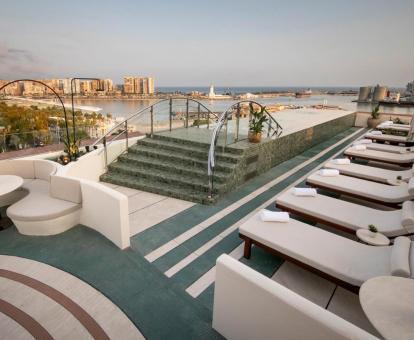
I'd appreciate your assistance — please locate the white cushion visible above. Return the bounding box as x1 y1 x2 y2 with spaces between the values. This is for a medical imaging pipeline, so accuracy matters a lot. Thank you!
50 175 82 204
11 160 35 179
401 201 414 228
390 237 411 278
34 160 57 181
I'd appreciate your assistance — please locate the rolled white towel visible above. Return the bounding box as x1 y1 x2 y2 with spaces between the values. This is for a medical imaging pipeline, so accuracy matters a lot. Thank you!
319 169 340 177
369 130 383 135
293 187 317 197
353 139 372 145
353 144 366 151
330 158 350 165
260 209 289 223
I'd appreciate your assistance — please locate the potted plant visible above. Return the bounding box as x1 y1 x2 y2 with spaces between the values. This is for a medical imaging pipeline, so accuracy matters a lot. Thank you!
367 104 380 128
248 105 268 143
367 224 378 238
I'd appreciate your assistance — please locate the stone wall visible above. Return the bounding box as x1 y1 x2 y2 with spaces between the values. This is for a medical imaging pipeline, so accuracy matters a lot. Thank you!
223 112 356 192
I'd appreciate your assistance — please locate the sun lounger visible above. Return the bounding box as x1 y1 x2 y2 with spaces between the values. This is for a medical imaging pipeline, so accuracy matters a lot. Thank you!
377 125 409 133
345 147 414 166
306 172 414 207
324 161 413 183
275 188 414 237
365 132 408 145
366 143 414 154
239 212 413 292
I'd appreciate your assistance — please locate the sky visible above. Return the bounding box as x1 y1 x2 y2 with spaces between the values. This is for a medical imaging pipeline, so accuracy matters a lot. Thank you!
0 0 413 87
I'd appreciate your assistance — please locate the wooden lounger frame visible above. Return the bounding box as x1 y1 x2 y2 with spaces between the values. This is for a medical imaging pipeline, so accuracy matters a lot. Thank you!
239 233 360 293
345 153 413 168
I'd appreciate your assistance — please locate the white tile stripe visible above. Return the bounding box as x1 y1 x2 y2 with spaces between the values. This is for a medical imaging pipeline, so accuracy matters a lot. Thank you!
183 128 365 297
185 244 244 298
145 127 364 263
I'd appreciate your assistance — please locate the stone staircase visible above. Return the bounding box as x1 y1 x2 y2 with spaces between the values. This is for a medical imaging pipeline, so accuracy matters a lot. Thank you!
100 134 244 204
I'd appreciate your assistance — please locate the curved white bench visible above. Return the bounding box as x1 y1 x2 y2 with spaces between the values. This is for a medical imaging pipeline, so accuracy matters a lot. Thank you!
0 159 82 235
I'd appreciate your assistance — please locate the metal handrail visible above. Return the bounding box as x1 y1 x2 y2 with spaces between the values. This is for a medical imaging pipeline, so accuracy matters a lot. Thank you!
89 97 219 168
207 100 282 199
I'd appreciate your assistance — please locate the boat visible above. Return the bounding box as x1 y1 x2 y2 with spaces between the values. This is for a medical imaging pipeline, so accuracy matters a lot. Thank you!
295 88 312 98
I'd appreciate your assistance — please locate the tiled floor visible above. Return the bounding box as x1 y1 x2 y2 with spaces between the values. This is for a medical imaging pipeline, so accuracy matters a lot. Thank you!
0 126 383 339
99 182 194 236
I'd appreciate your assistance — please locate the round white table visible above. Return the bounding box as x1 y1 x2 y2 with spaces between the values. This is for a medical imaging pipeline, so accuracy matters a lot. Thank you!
356 229 390 246
0 175 23 196
0 175 23 229
360 276 414 340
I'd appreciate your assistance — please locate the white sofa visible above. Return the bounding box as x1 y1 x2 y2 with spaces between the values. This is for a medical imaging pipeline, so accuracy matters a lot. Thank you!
213 255 378 340
0 159 82 235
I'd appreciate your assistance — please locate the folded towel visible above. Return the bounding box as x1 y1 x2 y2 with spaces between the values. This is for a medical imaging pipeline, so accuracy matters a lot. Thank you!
293 187 317 197
382 120 394 125
260 209 289 223
330 158 351 165
355 139 373 145
319 169 340 177
369 130 383 135
353 144 366 151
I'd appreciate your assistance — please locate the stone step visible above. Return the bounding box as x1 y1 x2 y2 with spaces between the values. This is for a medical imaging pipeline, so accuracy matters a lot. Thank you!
149 133 244 155
126 146 237 172
108 161 225 193
133 140 241 164
116 154 228 183
100 172 216 204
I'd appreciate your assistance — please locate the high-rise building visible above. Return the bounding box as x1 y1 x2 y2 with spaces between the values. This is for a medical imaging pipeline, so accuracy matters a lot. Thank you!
0 80 24 96
123 76 154 94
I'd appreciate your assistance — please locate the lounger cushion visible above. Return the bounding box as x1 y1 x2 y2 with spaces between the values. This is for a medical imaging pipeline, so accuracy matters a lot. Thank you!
276 188 404 236
7 180 80 222
401 201 414 228
239 213 392 287
390 237 411 278
50 175 82 204
34 160 57 181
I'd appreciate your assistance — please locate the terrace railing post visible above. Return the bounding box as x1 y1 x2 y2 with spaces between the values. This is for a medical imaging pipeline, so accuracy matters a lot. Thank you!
125 121 129 150
150 105 154 137
103 136 108 170
186 98 189 128
236 103 241 142
197 103 201 128
169 98 173 132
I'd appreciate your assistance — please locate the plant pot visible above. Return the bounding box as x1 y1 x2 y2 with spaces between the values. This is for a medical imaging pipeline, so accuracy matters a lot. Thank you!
248 131 262 143
367 117 381 128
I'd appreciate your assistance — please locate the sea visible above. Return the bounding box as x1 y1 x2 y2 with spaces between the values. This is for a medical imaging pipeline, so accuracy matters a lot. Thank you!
69 86 359 119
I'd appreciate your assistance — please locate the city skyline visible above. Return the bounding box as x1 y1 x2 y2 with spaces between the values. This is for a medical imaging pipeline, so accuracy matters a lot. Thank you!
0 0 413 87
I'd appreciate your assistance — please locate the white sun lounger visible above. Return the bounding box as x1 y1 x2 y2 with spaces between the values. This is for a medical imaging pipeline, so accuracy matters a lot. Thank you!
239 212 413 292
345 147 414 166
275 188 414 237
365 133 408 145
324 161 413 183
377 125 409 132
366 143 414 154
306 172 414 207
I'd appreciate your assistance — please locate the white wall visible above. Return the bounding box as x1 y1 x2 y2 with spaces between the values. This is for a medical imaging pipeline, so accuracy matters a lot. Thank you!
213 255 377 340
78 179 130 249
61 136 143 181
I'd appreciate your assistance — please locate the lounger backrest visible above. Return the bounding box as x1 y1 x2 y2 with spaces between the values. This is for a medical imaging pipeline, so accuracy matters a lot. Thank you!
50 175 82 204
34 160 58 181
213 255 378 340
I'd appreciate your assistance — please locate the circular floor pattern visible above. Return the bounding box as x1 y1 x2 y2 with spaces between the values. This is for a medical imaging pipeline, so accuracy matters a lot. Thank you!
0 255 144 340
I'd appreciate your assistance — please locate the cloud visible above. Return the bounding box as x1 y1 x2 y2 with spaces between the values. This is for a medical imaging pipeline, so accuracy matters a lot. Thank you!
0 42 47 79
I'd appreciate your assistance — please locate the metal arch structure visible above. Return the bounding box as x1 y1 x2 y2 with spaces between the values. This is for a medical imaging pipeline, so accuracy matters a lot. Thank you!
0 79 72 157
